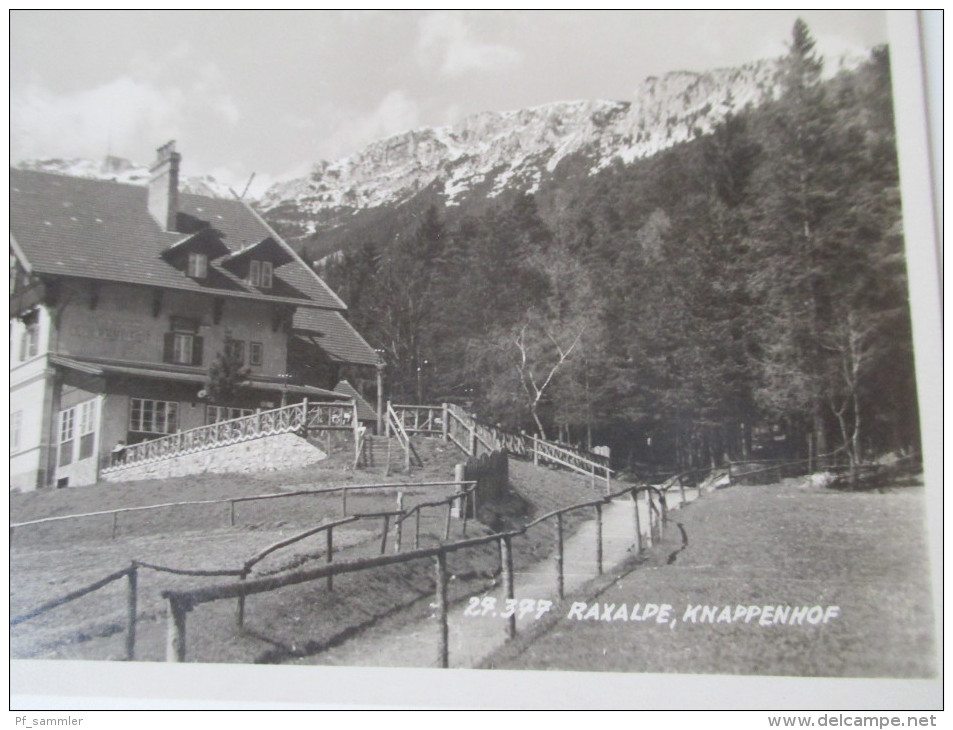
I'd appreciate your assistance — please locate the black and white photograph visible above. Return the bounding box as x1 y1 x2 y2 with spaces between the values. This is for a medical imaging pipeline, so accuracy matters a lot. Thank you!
9 9 942 712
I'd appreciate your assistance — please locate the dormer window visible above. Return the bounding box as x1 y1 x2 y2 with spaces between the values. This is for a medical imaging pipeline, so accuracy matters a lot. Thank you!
187 252 208 279
221 238 290 290
160 228 228 280
249 260 273 289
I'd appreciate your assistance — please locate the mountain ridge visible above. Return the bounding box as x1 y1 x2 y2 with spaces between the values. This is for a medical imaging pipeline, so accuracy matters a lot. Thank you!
17 49 871 252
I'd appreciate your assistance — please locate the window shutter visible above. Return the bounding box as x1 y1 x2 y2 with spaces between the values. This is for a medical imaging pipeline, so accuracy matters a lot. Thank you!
163 333 175 363
191 336 204 366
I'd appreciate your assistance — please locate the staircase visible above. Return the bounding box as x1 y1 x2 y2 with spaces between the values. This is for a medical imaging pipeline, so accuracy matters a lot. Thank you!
357 434 425 473
359 435 392 469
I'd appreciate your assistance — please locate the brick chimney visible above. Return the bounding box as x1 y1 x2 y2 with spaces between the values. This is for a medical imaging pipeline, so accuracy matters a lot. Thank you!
148 140 181 231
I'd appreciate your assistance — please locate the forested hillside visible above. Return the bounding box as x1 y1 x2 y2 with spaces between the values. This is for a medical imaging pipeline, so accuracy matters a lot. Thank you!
315 22 918 473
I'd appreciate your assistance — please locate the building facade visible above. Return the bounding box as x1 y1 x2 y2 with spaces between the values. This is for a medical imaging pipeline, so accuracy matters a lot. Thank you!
10 142 379 490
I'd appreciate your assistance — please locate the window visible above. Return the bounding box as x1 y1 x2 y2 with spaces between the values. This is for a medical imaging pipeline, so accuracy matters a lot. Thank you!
225 339 245 365
19 322 38 361
129 398 179 435
163 317 203 366
78 400 96 460
249 341 263 367
187 252 208 279
10 411 22 452
206 405 255 424
248 260 273 289
58 408 74 466
260 261 273 289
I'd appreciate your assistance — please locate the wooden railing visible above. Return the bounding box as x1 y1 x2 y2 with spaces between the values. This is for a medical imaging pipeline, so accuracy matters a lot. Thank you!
102 401 310 473
385 401 421 474
529 435 612 491
11 480 476 660
159 481 669 665
306 401 359 430
442 403 610 489
445 403 520 458
101 398 362 474
390 404 444 436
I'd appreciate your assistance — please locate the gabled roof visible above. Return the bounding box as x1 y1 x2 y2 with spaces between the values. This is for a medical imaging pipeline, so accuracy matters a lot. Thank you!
161 228 231 260
10 168 345 310
221 236 294 267
293 308 379 366
334 380 378 422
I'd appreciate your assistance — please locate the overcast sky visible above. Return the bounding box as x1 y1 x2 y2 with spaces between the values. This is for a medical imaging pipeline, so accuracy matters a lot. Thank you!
10 10 889 195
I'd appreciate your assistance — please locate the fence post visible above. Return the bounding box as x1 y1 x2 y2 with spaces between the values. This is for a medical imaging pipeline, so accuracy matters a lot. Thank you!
394 492 404 553
112 512 119 541
461 494 469 537
444 502 452 541
644 490 654 548
341 487 347 516
166 595 188 662
501 535 516 639
352 399 360 465
229 500 236 527
633 489 643 553
435 550 449 668
533 436 539 466
326 527 334 591
379 515 390 555
442 403 449 442
594 503 603 576
236 570 248 630
125 564 138 661
679 475 686 506
555 512 564 600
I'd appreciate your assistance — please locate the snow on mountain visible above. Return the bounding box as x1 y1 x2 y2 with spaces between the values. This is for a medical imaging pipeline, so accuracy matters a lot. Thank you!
258 58 790 231
15 156 236 199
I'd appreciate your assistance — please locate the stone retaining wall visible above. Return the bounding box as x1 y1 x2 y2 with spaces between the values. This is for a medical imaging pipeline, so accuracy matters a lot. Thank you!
101 433 327 483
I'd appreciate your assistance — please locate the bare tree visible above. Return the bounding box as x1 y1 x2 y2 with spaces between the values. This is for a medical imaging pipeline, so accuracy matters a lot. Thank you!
821 310 879 483
514 319 585 440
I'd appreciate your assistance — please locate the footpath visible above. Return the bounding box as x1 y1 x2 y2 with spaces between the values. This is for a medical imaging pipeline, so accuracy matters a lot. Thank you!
292 479 702 669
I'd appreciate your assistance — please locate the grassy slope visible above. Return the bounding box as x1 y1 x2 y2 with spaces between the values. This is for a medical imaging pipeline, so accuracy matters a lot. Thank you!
10 439 602 663
480 479 937 678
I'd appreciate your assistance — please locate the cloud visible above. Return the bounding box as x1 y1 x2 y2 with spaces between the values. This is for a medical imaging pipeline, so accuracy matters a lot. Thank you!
11 76 184 163
11 44 241 167
322 90 422 160
416 11 521 77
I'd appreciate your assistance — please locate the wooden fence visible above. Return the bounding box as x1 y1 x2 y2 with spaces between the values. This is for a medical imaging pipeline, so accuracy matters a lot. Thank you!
101 399 360 476
440 403 611 488
11 480 477 661
384 401 423 474
9 480 472 543
158 482 668 665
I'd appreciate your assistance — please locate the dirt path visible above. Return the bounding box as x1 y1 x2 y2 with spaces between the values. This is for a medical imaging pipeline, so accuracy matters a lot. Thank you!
289 482 700 669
